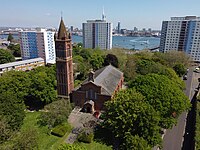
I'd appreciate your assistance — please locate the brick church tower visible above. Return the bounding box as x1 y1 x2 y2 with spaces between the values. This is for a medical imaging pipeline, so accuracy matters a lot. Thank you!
55 18 74 98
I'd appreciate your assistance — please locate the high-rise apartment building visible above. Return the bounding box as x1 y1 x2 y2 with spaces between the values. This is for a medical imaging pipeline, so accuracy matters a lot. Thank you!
82 12 112 50
160 16 200 61
117 22 121 34
19 28 56 64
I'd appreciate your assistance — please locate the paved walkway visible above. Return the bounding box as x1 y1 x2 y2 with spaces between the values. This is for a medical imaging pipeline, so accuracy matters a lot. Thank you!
66 107 98 144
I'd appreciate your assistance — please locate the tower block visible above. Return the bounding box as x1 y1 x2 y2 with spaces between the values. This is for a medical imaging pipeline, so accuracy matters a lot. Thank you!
55 18 74 98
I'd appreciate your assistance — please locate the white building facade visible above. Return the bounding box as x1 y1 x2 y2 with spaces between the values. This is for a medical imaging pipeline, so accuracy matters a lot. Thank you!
83 20 112 50
160 16 200 61
19 29 56 64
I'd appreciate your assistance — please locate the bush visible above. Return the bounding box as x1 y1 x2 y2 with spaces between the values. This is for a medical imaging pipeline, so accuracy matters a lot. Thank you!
58 144 86 150
38 99 72 128
195 101 200 149
51 123 72 137
78 130 94 143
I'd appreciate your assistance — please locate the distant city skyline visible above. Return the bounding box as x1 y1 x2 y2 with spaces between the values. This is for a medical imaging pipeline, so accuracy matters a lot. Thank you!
1 0 200 30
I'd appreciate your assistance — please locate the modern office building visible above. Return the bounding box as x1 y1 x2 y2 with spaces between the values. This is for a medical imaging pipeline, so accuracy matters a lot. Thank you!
82 12 112 50
19 29 56 64
160 16 200 61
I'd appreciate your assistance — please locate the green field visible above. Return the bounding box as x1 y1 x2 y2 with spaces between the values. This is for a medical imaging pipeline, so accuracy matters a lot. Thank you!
21 111 61 150
75 142 112 150
21 111 112 150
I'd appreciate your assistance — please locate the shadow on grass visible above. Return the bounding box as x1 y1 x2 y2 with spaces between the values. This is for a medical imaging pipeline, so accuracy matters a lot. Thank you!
94 125 114 146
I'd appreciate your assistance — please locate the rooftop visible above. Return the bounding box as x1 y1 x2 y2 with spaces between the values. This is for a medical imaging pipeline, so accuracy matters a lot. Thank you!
0 57 44 69
81 65 123 96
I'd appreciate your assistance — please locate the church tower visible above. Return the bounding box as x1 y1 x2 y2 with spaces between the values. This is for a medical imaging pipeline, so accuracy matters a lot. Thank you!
55 18 74 98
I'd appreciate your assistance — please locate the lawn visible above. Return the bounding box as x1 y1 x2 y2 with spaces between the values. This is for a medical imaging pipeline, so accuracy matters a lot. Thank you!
21 111 112 150
75 141 112 150
21 111 60 150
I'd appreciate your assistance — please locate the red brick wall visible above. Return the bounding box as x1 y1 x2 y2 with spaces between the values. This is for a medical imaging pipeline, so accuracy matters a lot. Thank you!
72 75 124 111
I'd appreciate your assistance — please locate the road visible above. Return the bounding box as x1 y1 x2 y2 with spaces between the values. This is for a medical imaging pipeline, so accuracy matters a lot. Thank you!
162 68 199 150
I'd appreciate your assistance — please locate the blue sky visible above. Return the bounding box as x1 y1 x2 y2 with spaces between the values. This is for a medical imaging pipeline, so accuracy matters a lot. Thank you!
1 0 200 30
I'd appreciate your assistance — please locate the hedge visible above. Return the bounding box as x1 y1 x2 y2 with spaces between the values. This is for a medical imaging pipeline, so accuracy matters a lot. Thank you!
51 123 71 137
78 130 94 143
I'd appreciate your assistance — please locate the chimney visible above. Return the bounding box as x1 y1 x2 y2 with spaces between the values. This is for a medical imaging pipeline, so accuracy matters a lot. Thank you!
88 70 94 82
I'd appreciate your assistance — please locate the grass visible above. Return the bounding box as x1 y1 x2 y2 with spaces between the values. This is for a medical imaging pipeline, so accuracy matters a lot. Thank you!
21 111 60 150
21 111 75 150
73 141 112 150
21 111 112 150
195 101 200 150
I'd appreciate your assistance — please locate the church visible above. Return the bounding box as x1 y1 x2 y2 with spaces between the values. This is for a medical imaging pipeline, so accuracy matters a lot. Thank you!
71 65 124 113
55 18 124 113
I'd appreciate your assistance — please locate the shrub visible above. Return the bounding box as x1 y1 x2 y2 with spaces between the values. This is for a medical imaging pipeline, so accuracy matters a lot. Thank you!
78 129 94 143
58 144 86 150
51 123 71 137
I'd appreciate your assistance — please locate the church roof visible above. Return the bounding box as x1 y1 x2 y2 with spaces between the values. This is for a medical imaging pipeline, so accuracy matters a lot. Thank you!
81 65 123 96
57 18 68 39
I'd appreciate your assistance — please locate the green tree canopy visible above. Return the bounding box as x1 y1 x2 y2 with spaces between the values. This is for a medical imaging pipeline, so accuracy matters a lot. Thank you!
7 44 21 57
103 54 119 68
90 52 104 70
0 92 25 131
135 59 185 89
0 48 15 64
173 63 187 77
14 128 38 150
38 99 72 128
27 66 57 108
129 74 191 128
121 133 151 150
154 51 190 67
0 71 31 100
7 33 14 42
103 88 161 147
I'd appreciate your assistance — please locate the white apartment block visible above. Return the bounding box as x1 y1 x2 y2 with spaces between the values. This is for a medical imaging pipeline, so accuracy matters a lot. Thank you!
83 20 112 50
19 28 56 64
160 16 200 61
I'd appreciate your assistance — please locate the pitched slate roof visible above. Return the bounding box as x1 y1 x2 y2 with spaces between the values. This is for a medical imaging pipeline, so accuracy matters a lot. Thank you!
82 65 123 96
57 18 68 39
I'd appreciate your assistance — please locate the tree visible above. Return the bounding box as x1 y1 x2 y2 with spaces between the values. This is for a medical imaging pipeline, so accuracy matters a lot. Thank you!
129 74 191 128
121 133 151 150
135 59 185 89
38 99 72 128
0 70 31 100
90 52 104 70
0 116 12 144
27 66 57 108
14 128 38 150
173 63 186 77
103 88 161 147
0 91 25 131
7 33 14 42
103 54 119 68
123 55 137 80
0 48 15 64
7 44 21 57
154 51 190 67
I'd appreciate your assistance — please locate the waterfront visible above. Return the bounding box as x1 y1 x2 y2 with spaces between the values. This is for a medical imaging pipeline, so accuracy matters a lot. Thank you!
0 34 160 50
72 35 160 50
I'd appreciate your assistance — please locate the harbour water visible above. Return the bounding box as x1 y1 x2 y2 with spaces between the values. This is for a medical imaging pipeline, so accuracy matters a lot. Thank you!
0 34 160 50
72 35 160 50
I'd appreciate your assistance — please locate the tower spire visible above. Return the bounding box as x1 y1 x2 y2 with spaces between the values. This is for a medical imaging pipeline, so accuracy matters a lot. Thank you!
57 17 68 40
102 6 106 21
61 11 63 19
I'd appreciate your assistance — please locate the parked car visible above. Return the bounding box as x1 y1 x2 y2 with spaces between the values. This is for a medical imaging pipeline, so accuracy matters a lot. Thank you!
183 74 187 80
